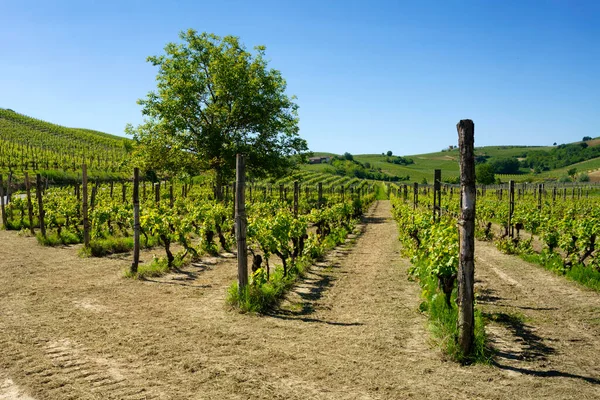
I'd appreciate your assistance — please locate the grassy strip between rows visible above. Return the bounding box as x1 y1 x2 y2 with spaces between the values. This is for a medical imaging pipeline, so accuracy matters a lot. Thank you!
411 260 490 364
484 228 600 292
227 224 358 313
507 245 600 292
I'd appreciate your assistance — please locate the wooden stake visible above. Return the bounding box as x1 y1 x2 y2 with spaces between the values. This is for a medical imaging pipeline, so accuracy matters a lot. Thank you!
82 164 90 248
318 183 323 208
456 119 476 358
433 169 441 221
0 175 7 228
131 168 140 274
36 174 46 237
235 154 248 294
24 172 35 235
293 181 299 217
508 180 515 238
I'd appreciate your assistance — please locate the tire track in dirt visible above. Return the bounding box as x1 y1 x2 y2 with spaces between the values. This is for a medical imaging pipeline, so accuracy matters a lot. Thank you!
2 201 600 399
475 240 600 391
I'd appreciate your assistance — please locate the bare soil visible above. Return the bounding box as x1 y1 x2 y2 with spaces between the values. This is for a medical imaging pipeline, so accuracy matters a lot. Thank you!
1 201 599 399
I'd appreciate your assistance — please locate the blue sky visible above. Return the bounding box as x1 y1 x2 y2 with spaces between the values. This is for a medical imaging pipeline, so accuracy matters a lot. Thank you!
1 0 598 155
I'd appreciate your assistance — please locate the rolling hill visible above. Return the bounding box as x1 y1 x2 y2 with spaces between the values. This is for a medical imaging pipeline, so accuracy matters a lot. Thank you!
305 140 600 184
0 108 130 182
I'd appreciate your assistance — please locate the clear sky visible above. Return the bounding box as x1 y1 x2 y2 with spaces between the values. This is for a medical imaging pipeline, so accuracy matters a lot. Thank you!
1 0 598 156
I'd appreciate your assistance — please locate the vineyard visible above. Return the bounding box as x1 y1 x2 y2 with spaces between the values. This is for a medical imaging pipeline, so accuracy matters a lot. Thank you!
0 109 129 182
2 163 600 398
1 19 599 399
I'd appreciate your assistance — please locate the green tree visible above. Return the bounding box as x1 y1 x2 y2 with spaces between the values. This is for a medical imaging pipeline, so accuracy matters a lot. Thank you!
127 30 308 189
578 172 590 182
475 163 495 185
490 157 520 174
567 167 577 178
386 150 393 157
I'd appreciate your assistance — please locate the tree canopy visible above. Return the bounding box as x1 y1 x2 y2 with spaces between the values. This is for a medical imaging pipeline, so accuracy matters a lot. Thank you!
127 30 308 184
475 163 495 185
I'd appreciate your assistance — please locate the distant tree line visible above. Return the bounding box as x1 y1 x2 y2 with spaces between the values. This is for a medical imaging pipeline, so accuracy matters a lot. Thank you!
521 142 600 172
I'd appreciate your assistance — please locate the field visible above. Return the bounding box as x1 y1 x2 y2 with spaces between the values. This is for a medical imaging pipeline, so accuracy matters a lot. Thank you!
1 111 600 398
2 200 600 399
306 143 600 184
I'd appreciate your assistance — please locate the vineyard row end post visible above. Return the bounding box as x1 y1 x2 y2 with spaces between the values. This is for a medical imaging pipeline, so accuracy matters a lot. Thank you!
457 119 476 359
131 168 140 274
235 154 248 295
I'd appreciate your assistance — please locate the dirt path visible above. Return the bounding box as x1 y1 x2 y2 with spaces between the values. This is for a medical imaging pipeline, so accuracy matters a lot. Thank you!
0 200 599 399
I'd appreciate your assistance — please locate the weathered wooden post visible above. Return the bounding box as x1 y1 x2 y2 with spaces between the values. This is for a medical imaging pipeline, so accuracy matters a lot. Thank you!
433 169 441 221
508 180 515 237
318 182 323 208
6 173 12 203
110 181 114 198
232 182 236 220
24 172 35 235
122 182 127 203
0 175 7 229
155 183 160 204
293 181 299 217
235 154 248 295
131 168 140 274
456 119 476 358
413 182 418 209
82 165 90 248
279 184 284 202
552 186 557 202
169 183 174 208
36 174 46 238
90 185 97 212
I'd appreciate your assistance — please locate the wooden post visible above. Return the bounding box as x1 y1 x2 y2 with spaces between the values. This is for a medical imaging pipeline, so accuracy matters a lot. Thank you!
0 175 7 228
538 184 543 211
110 181 114 198
155 183 160 204
456 119 476 358
433 169 441 221
413 182 418 209
293 181 299 217
235 154 248 295
279 184 284 202
6 173 12 203
122 182 127 203
131 168 140 274
232 182 236 220
24 172 35 235
36 174 46 237
508 180 515 238
318 183 323 208
169 183 174 208
552 186 557 202
82 165 90 248
90 186 97 212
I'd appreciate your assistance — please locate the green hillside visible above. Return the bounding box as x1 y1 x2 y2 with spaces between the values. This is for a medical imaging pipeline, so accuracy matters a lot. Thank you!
306 142 600 184
0 108 130 181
